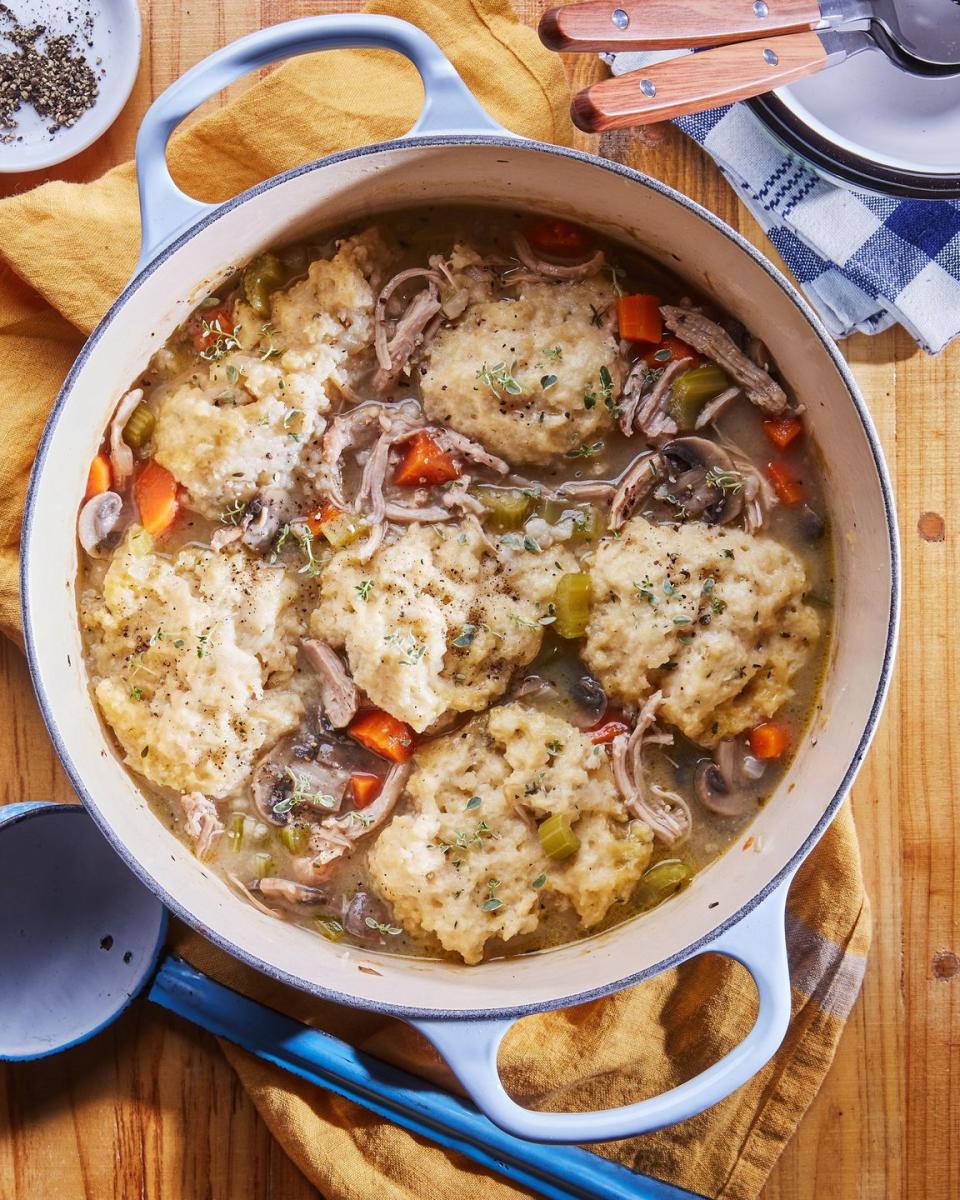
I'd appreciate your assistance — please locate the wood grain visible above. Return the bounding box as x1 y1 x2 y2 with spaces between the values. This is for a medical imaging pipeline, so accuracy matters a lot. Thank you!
540 0 822 53
1 3 957 1199
572 32 827 131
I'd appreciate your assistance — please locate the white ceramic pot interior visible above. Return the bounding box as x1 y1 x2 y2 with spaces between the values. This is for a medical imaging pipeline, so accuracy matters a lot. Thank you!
24 141 896 1015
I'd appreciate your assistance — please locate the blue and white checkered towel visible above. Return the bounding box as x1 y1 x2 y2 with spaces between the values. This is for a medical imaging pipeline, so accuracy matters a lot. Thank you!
607 51 960 353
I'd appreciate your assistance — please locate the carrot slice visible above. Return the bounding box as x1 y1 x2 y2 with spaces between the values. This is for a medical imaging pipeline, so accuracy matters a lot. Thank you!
84 453 112 502
393 431 461 488
349 773 383 810
763 416 803 450
767 460 805 506
524 218 589 258
133 460 178 537
348 709 416 764
587 712 631 745
641 335 701 369
617 294 662 344
749 722 789 760
191 305 235 353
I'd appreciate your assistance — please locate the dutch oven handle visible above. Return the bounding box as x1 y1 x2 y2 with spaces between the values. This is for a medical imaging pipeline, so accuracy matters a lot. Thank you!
411 870 797 1143
134 14 508 269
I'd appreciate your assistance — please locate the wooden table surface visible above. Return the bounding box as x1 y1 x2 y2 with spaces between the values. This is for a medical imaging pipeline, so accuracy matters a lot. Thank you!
1 2 957 1198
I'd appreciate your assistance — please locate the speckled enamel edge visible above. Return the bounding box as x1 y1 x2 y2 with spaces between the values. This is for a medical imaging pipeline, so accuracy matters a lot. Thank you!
20 135 901 1021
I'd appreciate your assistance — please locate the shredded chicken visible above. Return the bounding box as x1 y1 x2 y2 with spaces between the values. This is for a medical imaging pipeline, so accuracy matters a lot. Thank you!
373 274 444 391
433 427 510 476
301 638 358 729
295 762 413 879
611 693 691 846
511 233 606 281
180 791 224 861
628 357 692 440
373 268 445 371
441 476 486 516
109 388 142 488
210 525 243 552
253 877 329 906
695 385 741 430
661 306 793 415
381 500 452 523
320 404 384 506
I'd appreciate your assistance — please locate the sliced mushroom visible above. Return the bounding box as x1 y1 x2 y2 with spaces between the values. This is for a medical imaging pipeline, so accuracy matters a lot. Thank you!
609 450 663 530
658 437 745 525
661 306 792 415
78 491 125 558
242 488 288 551
343 891 391 938
109 388 143 487
251 877 329 906
798 505 825 542
570 674 607 727
694 760 741 816
556 478 616 503
301 638 358 729
251 734 349 826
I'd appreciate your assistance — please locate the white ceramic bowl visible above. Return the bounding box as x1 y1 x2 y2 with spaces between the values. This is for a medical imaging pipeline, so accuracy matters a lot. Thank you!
20 17 899 1142
0 0 141 174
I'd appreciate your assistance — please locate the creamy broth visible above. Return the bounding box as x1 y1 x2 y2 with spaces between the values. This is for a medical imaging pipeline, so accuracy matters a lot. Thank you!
77 206 832 964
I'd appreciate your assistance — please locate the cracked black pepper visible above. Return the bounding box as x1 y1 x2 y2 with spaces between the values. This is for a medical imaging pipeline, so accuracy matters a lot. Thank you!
0 3 100 143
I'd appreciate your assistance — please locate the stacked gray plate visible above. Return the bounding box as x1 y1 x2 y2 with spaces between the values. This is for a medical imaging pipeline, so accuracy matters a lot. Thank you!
751 46 960 198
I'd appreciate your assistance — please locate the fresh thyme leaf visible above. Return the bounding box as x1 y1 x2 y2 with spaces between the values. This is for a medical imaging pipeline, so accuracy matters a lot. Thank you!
522 536 542 554
466 795 482 810
540 374 558 391
364 916 402 936
452 623 477 648
532 872 548 889
198 320 242 363
565 440 604 459
130 686 143 701
704 467 745 493
476 360 523 397
355 579 374 602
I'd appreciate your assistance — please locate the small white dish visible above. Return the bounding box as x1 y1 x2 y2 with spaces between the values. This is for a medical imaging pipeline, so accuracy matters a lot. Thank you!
0 0 141 174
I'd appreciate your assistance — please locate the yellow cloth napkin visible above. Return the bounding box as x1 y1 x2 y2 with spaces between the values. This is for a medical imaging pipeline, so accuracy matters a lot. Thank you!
0 1 871 1196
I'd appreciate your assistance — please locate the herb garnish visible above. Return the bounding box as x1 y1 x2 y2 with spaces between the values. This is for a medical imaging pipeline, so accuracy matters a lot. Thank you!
565 440 604 459
481 879 503 912
355 579 374 602
364 916 403 936
452 624 477 648
705 467 745 493
198 319 241 363
476 361 523 397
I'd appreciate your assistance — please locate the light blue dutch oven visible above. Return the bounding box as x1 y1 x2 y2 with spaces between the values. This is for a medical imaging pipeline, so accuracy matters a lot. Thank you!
17 15 899 1147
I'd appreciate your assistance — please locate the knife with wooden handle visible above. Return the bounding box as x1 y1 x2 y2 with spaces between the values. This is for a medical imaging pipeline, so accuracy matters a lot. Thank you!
570 31 828 130
540 0 824 53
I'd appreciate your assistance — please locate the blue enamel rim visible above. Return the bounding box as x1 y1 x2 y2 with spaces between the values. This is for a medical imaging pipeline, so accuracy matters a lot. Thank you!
20 134 901 1021
0 802 169 1060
